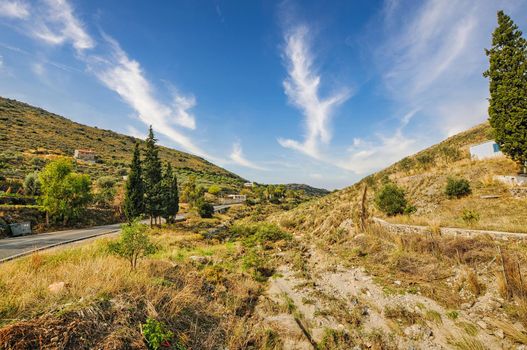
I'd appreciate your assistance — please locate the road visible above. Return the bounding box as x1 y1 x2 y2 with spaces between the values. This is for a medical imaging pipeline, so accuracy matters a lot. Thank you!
0 205 237 262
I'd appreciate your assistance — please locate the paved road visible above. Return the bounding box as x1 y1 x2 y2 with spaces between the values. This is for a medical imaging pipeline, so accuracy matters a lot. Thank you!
0 205 237 262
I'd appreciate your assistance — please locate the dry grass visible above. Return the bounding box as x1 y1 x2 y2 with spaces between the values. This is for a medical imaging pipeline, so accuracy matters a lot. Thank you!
0 218 289 349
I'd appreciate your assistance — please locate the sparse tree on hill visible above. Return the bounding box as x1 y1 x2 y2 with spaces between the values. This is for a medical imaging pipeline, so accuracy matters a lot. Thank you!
161 162 179 223
484 11 527 172
143 126 163 226
124 143 144 221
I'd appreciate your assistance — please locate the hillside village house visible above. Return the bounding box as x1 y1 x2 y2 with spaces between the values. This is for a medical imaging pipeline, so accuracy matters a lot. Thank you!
469 140 503 160
219 194 247 204
74 149 96 163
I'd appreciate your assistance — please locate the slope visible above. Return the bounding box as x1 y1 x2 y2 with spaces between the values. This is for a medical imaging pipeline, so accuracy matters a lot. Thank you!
0 97 244 189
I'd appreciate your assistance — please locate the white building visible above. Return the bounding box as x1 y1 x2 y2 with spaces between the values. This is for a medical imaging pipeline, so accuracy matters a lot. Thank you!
469 140 503 160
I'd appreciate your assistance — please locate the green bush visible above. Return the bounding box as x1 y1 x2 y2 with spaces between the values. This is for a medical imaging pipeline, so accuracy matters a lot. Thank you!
375 183 408 216
445 177 471 198
197 200 214 218
416 153 434 168
461 209 480 225
23 172 41 196
142 318 185 350
108 220 156 270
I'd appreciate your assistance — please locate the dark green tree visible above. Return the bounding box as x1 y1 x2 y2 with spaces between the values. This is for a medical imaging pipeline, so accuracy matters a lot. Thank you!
143 126 163 226
124 143 144 221
484 11 527 171
161 162 179 223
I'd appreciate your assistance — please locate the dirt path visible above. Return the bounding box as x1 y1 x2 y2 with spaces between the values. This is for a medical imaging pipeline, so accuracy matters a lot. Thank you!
256 243 515 349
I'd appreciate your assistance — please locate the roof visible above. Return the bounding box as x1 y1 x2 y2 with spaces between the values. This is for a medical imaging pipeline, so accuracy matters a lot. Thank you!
469 140 496 148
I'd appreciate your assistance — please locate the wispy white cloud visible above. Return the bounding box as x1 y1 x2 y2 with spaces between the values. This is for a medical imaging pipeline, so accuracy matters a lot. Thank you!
278 25 350 159
0 0 209 159
230 142 267 170
336 109 419 174
31 0 94 51
376 0 511 135
88 35 208 157
0 0 29 19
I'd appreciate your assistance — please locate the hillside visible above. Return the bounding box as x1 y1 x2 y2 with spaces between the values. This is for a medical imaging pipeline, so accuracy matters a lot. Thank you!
0 97 244 190
274 122 526 235
284 183 330 197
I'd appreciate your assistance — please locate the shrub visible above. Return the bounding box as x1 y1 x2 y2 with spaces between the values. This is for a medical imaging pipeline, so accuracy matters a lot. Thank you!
23 172 41 196
461 209 480 225
375 183 408 216
416 153 434 168
197 200 214 218
398 157 415 172
142 318 184 350
445 177 471 198
108 220 156 270
439 146 461 163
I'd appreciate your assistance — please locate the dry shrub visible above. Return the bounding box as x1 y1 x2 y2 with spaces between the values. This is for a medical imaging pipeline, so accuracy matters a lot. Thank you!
497 248 527 300
383 304 421 326
464 267 484 297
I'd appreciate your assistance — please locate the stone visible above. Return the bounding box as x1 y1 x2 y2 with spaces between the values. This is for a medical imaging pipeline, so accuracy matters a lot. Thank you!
476 320 487 330
394 280 402 286
48 281 65 294
189 255 209 264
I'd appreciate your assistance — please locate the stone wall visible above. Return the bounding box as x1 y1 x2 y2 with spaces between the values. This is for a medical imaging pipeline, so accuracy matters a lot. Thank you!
371 217 527 240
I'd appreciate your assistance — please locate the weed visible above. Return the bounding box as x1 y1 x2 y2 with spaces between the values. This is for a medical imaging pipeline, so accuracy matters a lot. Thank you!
446 310 460 320
425 310 443 325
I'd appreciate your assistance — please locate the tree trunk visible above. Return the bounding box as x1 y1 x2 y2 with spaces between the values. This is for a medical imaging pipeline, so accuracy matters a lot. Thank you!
46 212 49 226
150 216 153 228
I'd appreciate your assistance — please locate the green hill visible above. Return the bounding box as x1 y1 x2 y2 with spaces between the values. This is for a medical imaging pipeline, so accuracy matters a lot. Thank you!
274 122 527 234
0 97 245 190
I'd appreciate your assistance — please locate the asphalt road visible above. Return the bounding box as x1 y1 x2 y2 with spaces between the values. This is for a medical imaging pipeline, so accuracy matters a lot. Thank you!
0 205 237 262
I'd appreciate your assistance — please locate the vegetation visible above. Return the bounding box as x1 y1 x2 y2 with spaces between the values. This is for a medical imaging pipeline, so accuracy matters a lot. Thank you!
484 11 527 170
38 158 91 225
445 177 472 199
23 172 40 196
0 97 244 190
197 200 214 218
161 162 179 223
144 127 163 226
374 183 408 216
93 176 117 207
124 143 145 221
142 318 180 350
108 220 156 270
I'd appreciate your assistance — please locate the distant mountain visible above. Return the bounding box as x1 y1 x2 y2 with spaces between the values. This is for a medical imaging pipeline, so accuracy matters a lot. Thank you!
284 183 330 197
0 97 244 189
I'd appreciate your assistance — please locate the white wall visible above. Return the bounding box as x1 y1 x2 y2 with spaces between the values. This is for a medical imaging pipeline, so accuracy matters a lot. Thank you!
469 140 503 160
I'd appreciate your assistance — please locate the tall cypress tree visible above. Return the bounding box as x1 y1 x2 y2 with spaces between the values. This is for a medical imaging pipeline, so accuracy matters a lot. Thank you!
161 162 179 223
484 11 527 171
123 143 144 221
143 126 163 226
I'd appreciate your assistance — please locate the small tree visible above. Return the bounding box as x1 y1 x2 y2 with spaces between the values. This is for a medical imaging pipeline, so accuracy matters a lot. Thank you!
374 183 408 216
94 176 117 207
445 177 471 199
484 11 527 171
39 158 92 225
197 199 214 218
109 220 156 270
161 162 179 223
124 143 144 222
207 184 222 195
23 172 41 196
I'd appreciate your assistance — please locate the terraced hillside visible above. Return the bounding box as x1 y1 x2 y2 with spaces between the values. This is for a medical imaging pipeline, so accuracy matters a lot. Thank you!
0 97 245 190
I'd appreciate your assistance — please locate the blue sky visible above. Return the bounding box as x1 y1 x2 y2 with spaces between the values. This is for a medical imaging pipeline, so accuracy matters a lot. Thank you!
1 0 527 189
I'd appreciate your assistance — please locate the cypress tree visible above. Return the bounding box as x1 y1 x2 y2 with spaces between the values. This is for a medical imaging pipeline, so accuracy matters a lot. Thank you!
124 143 144 221
484 11 527 172
143 126 163 226
161 162 179 223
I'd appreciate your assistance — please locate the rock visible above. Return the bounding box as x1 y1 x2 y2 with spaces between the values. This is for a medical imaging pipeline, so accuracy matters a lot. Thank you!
476 320 487 330
403 324 433 340
461 302 471 310
394 280 402 286
495 328 505 339
189 255 209 264
48 281 65 294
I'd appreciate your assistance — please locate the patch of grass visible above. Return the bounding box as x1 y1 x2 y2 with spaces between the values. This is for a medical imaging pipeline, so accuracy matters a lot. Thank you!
425 309 443 325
